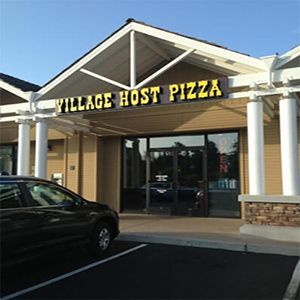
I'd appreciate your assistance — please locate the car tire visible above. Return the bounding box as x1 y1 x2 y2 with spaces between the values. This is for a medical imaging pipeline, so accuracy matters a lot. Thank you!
90 221 112 256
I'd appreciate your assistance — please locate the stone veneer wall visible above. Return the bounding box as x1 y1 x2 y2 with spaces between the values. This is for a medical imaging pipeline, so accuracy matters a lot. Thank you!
244 202 300 227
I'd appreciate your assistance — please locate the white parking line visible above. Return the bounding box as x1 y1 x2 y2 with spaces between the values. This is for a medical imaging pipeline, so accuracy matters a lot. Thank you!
283 259 300 300
2 244 148 300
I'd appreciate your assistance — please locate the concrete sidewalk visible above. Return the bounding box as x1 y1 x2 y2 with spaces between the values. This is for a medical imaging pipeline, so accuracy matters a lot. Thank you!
117 213 300 256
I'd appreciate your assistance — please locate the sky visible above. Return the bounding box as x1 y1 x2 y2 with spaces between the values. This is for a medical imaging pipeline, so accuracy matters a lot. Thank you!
0 0 299 86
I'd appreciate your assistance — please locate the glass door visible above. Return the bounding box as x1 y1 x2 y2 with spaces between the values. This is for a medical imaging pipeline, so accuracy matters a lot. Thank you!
147 147 207 216
175 147 206 216
148 149 174 214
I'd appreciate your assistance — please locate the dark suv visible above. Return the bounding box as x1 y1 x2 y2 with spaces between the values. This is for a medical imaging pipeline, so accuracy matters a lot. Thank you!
0 176 119 265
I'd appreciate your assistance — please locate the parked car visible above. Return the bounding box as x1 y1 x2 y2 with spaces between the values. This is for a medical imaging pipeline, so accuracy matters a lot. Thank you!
140 181 205 209
0 176 119 265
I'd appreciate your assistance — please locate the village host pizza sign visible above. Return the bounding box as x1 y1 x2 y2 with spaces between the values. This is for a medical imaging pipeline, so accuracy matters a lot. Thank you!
56 78 228 114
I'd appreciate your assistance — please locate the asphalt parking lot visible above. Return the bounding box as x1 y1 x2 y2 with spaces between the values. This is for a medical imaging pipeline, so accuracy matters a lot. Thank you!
1 241 299 300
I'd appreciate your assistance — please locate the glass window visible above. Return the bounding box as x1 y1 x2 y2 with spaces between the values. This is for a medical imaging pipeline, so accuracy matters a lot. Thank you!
150 135 204 149
0 183 23 209
122 138 147 211
207 133 239 190
26 182 76 207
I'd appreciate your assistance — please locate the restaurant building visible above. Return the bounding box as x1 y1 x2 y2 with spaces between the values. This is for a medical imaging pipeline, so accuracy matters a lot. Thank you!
0 20 299 240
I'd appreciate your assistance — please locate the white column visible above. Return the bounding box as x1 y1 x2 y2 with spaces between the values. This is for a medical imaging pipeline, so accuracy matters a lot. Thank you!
279 97 300 195
130 30 136 88
35 120 48 179
247 99 265 195
17 121 31 175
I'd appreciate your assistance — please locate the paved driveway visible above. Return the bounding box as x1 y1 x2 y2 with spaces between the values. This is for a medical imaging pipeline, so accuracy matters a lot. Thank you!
1 241 298 299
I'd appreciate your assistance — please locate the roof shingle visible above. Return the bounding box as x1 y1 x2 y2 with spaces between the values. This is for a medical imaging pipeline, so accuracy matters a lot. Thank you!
0 73 40 92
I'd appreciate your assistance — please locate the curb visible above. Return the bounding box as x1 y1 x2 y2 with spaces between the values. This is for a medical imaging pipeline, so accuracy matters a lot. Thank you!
117 234 300 256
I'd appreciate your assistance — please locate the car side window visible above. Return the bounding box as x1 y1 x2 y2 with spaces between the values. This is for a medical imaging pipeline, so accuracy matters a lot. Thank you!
0 183 23 209
26 182 76 207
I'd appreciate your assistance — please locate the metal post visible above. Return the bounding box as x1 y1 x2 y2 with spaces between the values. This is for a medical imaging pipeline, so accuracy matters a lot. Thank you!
279 97 300 195
17 120 31 175
35 119 48 179
130 30 136 89
247 99 265 195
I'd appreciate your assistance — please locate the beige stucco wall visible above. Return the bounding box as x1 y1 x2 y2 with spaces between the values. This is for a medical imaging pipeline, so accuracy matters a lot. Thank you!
80 135 98 201
97 136 121 212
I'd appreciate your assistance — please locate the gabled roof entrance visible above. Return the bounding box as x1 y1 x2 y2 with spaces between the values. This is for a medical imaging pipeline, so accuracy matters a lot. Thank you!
37 19 267 101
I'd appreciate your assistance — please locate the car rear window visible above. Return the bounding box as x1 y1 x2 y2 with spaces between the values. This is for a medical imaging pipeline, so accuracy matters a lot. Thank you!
0 183 23 209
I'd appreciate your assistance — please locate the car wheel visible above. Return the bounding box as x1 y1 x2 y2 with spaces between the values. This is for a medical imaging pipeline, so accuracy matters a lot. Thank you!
90 222 112 256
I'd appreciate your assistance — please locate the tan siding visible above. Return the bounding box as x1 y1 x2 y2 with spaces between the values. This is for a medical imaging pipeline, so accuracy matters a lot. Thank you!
298 117 300 183
0 125 18 143
241 118 283 196
96 138 104 202
65 134 81 194
90 98 249 135
80 135 97 201
28 139 65 180
0 124 66 143
264 118 282 195
30 143 35 175
47 140 65 181
97 137 120 212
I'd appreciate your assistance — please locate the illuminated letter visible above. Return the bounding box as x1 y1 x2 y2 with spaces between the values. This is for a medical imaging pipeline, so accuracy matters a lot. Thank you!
198 80 208 98
187 82 197 100
56 99 64 113
140 88 150 105
169 84 179 102
95 94 104 109
131 90 139 106
119 91 129 107
209 79 223 97
70 97 77 112
150 86 161 103
86 95 95 111
180 83 186 100
77 97 86 111
103 93 113 109
64 98 69 113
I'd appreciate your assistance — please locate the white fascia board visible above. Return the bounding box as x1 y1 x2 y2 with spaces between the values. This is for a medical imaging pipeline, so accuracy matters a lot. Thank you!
0 99 56 115
228 85 300 100
2 67 299 117
0 80 33 101
228 67 300 88
132 23 267 73
173 43 262 74
37 23 134 99
36 99 57 110
0 116 23 123
275 45 300 70
0 102 29 114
